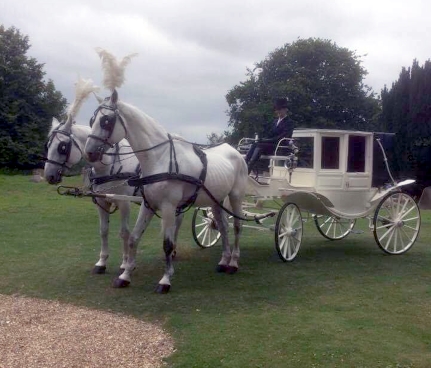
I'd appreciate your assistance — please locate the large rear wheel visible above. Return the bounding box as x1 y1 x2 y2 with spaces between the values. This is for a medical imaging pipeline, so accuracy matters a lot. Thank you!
275 203 303 261
373 192 420 254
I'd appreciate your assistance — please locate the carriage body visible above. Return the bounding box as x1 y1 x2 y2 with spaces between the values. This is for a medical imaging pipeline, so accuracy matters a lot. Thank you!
245 128 407 217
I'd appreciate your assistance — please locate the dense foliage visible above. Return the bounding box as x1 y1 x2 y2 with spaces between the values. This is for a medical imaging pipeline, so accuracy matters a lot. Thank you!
380 59 431 187
225 38 380 143
0 25 67 170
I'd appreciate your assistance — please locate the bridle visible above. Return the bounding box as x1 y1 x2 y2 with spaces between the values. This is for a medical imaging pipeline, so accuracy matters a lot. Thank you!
45 125 82 173
87 102 127 150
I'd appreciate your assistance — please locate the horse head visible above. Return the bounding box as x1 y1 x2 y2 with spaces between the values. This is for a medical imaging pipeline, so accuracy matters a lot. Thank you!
84 89 128 162
44 116 83 184
44 77 99 183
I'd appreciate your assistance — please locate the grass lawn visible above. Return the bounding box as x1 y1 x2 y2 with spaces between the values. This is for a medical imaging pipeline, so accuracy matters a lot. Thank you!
0 174 430 367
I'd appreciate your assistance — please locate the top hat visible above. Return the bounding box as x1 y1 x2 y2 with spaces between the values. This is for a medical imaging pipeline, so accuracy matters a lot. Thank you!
273 97 288 110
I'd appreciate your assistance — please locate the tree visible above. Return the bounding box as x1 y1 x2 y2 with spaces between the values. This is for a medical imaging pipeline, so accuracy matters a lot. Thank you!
0 25 67 170
206 132 225 145
225 38 380 144
380 59 431 189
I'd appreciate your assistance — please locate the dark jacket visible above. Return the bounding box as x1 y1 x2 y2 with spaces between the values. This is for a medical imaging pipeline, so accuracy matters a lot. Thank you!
260 115 295 143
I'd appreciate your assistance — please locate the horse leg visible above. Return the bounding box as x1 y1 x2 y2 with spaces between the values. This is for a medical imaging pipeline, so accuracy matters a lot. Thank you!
227 195 243 274
171 213 184 259
117 201 131 272
212 203 231 273
92 200 110 274
113 205 154 288
156 204 178 294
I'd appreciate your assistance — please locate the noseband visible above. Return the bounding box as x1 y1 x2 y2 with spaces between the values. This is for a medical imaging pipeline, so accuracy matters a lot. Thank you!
45 126 82 172
88 103 127 149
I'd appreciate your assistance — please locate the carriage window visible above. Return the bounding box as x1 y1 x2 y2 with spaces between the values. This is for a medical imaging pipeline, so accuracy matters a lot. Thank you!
347 135 366 172
321 137 339 169
295 137 314 168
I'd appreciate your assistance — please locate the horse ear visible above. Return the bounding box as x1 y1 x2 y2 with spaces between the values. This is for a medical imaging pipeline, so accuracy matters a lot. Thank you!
52 117 60 128
111 89 118 104
93 92 103 104
63 115 73 130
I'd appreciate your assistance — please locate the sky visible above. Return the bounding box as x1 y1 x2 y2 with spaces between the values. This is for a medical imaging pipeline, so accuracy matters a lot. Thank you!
2 0 431 143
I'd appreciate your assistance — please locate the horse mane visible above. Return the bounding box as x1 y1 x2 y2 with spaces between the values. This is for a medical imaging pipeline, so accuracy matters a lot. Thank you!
68 77 100 120
95 48 138 91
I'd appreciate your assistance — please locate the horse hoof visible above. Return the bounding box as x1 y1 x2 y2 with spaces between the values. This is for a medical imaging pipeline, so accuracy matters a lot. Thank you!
216 264 228 273
117 268 125 276
92 265 106 274
227 266 238 274
155 284 170 294
112 278 130 288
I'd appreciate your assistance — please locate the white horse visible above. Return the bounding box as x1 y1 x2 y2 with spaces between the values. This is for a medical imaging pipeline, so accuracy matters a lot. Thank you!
44 116 142 274
84 88 248 293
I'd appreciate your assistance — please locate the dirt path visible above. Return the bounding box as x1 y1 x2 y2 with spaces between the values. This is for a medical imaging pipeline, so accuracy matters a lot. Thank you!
0 294 174 368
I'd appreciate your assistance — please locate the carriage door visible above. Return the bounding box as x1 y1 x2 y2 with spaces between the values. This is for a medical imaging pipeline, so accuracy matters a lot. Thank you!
316 134 345 192
343 134 372 209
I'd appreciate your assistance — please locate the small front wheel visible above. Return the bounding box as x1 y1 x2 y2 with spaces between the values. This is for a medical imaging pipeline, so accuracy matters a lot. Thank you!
313 215 356 240
192 207 221 248
373 192 421 254
275 202 303 261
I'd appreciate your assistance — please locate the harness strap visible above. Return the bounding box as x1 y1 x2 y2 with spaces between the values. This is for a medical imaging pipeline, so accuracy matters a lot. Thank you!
91 172 140 186
127 143 208 216
128 172 203 187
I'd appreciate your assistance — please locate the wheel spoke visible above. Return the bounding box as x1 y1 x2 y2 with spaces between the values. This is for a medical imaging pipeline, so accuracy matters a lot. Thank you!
197 226 209 239
324 223 333 236
279 230 290 238
404 224 419 231
209 229 213 245
286 238 292 259
402 215 420 223
400 226 413 246
398 205 417 220
393 228 399 252
201 228 208 245
379 223 395 243
383 227 396 250
195 222 207 228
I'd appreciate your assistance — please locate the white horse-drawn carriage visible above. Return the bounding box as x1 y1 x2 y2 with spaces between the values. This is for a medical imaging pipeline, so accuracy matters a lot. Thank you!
192 128 421 261
52 49 421 293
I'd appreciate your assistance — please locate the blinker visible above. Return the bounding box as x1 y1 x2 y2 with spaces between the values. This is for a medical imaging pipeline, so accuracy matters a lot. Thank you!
57 140 71 156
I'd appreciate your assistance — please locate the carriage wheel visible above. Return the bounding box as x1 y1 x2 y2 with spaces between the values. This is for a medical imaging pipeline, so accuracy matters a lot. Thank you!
373 192 421 254
313 215 356 240
275 202 303 262
192 207 221 248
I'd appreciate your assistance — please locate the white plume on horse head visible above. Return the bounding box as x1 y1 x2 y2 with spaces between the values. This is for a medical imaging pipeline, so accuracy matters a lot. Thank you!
64 77 99 130
95 48 138 91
